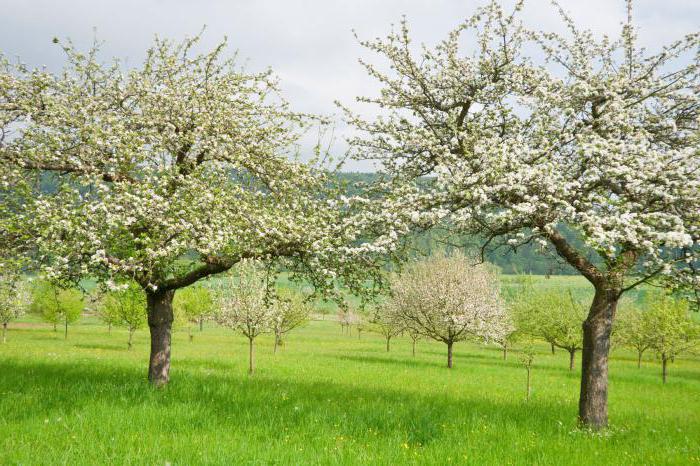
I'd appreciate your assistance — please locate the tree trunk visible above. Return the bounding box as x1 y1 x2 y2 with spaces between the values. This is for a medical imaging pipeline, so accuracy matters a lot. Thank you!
551 342 555 355
146 289 175 386
662 355 668 384
447 341 454 368
386 336 391 352
2 322 6 343
569 349 576 371
64 317 68 340
578 286 618 429
503 343 508 360
199 317 204 332
412 339 416 357
526 367 531 401
108 322 112 335
188 326 193 343
53 323 57 332
274 332 280 354
248 337 255 375
637 351 642 368
128 327 134 350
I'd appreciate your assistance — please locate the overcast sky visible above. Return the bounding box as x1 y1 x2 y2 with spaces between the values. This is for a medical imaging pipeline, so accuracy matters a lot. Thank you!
1 0 698 170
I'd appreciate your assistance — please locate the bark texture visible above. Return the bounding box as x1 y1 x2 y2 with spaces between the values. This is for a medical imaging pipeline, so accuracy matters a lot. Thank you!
147 289 175 386
578 286 618 428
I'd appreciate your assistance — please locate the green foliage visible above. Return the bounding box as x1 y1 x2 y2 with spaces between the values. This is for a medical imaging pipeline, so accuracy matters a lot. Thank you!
514 286 586 352
30 280 83 336
101 282 146 348
174 286 214 340
644 293 699 381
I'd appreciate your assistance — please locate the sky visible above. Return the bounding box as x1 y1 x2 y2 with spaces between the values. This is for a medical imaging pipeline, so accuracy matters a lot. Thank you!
1 0 698 171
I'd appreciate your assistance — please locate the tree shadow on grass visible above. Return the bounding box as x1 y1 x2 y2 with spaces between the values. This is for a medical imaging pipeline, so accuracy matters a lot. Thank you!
0 358 569 448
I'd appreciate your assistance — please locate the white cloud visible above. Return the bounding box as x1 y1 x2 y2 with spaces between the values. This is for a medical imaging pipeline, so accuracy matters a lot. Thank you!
1 0 697 170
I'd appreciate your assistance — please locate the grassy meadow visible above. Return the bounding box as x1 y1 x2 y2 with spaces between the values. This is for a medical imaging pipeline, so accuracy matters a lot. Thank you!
1 276 698 465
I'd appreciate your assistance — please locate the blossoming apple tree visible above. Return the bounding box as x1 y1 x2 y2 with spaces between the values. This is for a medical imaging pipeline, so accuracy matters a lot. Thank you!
345 1 699 427
387 253 509 368
0 35 400 386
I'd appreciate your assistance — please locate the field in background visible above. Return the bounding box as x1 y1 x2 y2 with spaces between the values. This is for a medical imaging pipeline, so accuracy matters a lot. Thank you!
2 319 699 464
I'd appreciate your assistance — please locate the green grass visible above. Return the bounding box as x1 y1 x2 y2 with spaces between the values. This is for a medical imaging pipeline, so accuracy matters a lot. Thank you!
1 312 699 465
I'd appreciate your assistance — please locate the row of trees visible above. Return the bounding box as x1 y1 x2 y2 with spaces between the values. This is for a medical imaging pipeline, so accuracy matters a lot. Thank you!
1 0 698 429
335 261 698 383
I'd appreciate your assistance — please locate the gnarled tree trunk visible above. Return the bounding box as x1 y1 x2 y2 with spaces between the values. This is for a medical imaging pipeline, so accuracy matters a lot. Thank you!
146 289 175 386
579 286 618 429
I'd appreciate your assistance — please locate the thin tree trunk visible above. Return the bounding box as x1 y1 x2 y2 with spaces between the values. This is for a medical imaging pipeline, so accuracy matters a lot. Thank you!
64 317 68 340
188 326 193 343
146 289 175 386
503 343 508 360
412 339 416 357
447 341 454 368
386 336 391 352
2 322 6 343
108 322 112 335
53 323 57 332
526 367 531 401
637 351 642 368
199 317 204 332
579 286 618 429
569 349 576 371
662 355 668 384
248 337 255 375
551 342 555 355
128 327 134 350
274 332 280 354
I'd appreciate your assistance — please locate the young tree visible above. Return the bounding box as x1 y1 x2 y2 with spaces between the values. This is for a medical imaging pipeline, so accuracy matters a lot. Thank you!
388 253 508 368
30 280 83 339
369 305 404 352
645 294 699 383
345 1 699 427
174 286 214 342
407 328 421 357
215 260 275 375
1 35 389 385
519 343 536 401
337 307 361 336
615 304 653 368
0 274 28 343
516 289 586 370
271 289 312 353
102 282 147 349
